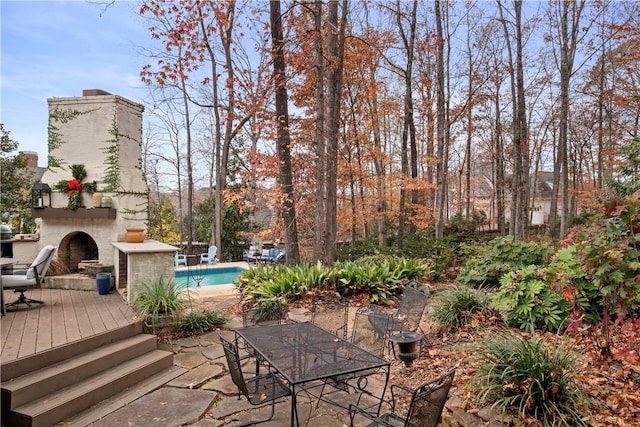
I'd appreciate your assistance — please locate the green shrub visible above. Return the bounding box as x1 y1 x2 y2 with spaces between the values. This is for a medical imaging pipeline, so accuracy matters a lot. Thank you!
402 234 459 278
432 285 490 331
335 257 433 303
546 245 602 326
235 257 431 304
338 233 460 280
471 332 589 426
248 299 289 323
570 193 640 356
235 262 336 300
492 266 570 332
336 239 396 261
132 275 186 323
179 309 228 333
457 236 553 288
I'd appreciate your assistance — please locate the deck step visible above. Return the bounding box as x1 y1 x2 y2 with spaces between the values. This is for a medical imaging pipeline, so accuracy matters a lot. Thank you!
1 323 142 382
3 334 159 408
6 349 174 427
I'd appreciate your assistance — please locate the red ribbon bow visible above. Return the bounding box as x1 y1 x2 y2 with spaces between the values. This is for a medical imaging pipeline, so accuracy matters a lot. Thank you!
67 179 82 196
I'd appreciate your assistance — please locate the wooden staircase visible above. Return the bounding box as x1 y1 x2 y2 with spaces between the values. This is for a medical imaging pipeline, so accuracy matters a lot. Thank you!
1 323 176 427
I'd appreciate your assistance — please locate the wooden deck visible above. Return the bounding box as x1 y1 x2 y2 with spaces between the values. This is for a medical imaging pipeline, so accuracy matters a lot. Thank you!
1 289 137 363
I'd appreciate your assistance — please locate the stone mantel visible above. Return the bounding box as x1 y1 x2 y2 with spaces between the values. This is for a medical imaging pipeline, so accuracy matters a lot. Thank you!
31 208 116 219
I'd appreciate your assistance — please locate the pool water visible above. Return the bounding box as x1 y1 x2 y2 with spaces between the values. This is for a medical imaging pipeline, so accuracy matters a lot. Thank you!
174 266 247 287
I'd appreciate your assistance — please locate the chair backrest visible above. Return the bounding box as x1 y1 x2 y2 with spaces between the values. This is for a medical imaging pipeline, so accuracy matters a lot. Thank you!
405 369 455 427
242 300 284 328
352 307 389 356
268 248 279 259
219 333 250 398
26 245 57 283
394 282 429 331
311 295 349 340
175 252 187 266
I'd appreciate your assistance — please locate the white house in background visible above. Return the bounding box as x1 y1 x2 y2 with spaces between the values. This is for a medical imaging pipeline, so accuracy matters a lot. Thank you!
472 171 561 229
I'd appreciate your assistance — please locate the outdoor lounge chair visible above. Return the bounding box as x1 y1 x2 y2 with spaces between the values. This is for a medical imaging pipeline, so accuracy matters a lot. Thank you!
175 252 187 267
264 248 286 263
200 245 218 264
2 245 57 309
349 369 456 427
219 332 291 426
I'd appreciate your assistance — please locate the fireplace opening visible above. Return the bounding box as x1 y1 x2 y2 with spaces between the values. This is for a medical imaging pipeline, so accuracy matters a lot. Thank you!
58 231 99 273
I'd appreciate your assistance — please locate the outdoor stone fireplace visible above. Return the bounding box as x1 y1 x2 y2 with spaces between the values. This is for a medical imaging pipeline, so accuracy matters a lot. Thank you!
34 89 147 267
57 231 99 272
31 89 177 301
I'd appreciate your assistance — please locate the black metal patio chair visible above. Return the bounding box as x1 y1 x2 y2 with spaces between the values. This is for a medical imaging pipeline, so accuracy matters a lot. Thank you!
310 294 350 340
239 300 287 374
219 332 291 426
365 281 430 357
312 306 389 408
349 369 456 427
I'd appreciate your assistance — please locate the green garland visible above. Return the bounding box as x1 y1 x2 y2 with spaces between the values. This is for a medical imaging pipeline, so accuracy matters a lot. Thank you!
52 164 97 210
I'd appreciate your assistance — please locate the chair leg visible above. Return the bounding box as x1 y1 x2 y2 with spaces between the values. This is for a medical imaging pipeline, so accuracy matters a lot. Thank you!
238 398 278 427
5 290 44 308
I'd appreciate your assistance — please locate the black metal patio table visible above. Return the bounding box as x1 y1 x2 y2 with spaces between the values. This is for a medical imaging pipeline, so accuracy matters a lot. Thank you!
236 322 390 427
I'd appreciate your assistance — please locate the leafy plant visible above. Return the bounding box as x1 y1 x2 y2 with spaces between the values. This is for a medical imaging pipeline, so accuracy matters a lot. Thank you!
457 236 553 288
432 285 490 331
471 332 589 426
248 299 289 323
235 257 431 304
571 191 640 356
546 245 602 328
337 233 460 280
132 275 186 324
492 265 570 332
179 309 228 333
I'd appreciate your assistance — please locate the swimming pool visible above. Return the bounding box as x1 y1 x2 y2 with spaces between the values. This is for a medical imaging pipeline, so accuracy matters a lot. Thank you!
174 266 247 288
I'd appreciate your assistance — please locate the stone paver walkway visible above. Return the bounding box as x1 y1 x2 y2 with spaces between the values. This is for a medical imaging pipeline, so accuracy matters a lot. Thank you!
80 294 502 427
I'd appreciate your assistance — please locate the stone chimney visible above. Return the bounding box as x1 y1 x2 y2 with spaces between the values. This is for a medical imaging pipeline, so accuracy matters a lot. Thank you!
21 151 39 167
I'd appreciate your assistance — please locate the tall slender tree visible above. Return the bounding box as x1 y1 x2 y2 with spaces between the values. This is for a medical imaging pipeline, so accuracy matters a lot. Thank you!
323 0 347 264
270 0 300 263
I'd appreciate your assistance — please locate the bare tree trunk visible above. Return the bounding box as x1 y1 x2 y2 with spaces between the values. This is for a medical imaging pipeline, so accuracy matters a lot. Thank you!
434 0 447 238
323 0 346 264
396 0 418 248
369 88 387 247
498 0 528 239
313 0 326 262
547 1 586 239
212 2 238 256
178 71 194 252
514 0 530 239
197 2 222 251
360 4 387 246
270 0 300 264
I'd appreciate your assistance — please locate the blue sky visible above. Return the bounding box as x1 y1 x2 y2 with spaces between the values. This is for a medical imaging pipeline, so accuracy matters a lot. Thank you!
1 1 153 166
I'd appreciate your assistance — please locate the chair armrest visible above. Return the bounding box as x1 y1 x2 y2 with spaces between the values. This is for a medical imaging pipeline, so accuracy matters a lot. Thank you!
349 404 391 427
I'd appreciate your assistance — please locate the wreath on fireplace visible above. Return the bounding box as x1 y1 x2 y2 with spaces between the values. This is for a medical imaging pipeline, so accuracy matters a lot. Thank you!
53 164 98 210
